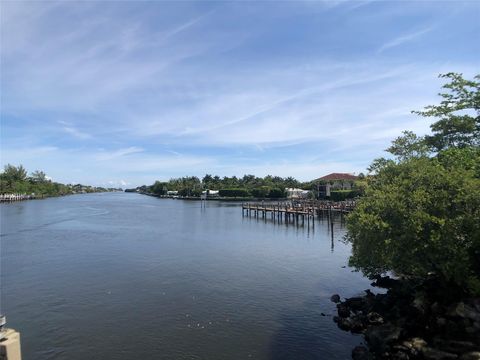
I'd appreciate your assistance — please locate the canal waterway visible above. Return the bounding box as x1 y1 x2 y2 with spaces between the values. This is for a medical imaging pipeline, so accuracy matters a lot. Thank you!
1 192 373 360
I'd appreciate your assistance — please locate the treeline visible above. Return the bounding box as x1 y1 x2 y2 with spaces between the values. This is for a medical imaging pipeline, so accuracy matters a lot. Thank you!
129 174 365 199
131 174 306 198
0 164 121 197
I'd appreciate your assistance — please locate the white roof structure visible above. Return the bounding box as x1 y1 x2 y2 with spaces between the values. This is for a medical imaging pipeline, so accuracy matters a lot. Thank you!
285 188 310 199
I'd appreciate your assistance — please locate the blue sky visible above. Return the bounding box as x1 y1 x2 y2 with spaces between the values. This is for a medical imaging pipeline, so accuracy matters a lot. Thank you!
1 1 478 187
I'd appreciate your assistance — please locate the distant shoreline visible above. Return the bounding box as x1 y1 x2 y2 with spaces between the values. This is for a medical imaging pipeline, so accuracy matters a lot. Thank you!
129 191 269 202
0 190 123 204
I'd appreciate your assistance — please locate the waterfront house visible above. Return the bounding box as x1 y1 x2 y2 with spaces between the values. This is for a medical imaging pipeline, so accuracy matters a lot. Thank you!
202 189 220 198
313 173 358 198
286 188 311 199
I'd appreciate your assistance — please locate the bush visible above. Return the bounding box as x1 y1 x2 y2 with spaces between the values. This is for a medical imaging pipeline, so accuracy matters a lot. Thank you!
346 152 480 295
330 190 356 201
218 188 251 197
267 188 286 199
346 73 480 295
250 186 269 198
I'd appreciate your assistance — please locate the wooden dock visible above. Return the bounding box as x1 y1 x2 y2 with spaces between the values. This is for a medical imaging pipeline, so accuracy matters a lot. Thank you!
0 194 36 203
241 200 356 227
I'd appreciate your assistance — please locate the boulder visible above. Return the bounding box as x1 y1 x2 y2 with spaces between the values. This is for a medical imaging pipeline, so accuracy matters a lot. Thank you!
401 337 427 356
337 303 351 318
367 312 384 325
331 294 341 303
365 289 375 299
448 302 480 321
473 299 480 313
422 347 458 360
464 305 480 322
334 280 479 360
436 317 447 327
365 324 402 353
460 352 480 360
392 350 410 360
435 340 479 354
431 302 443 314
346 297 368 312
372 275 399 289
413 292 428 314
349 316 367 333
335 316 365 333
465 326 477 334
336 317 353 331
352 345 369 360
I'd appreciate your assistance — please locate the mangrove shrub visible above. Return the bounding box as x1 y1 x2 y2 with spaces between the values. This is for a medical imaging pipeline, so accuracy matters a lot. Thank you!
346 73 480 295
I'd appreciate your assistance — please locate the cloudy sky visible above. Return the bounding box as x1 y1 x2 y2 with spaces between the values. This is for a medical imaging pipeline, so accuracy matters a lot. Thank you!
1 1 478 187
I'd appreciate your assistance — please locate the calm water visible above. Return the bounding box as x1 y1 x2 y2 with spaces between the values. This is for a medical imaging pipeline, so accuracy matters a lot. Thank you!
1 193 372 360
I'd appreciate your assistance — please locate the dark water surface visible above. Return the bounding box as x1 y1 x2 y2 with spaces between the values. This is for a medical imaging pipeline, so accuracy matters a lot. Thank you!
1 193 371 360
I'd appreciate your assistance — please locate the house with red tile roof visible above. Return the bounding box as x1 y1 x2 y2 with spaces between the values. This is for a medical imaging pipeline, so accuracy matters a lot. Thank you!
317 173 358 182
313 173 358 198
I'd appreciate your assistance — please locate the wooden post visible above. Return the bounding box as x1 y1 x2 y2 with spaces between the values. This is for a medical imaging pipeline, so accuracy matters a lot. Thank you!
0 328 22 360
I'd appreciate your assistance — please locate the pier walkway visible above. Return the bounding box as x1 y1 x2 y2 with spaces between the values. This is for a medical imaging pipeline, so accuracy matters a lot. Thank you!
0 194 36 203
241 200 356 227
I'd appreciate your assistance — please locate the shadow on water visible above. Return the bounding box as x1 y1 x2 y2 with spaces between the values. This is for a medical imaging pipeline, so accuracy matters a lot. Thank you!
268 296 362 360
241 210 347 248
256 212 357 359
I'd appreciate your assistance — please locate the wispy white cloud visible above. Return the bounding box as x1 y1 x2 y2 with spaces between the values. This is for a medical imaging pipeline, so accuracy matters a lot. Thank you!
1 1 477 186
211 161 366 181
125 62 447 150
166 150 182 156
107 179 129 187
58 121 92 140
95 147 145 161
1 146 59 162
159 10 213 43
378 27 433 53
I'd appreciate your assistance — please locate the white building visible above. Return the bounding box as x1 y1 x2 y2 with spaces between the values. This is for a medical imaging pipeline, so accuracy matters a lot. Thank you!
285 188 310 199
201 189 220 198
314 173 358 198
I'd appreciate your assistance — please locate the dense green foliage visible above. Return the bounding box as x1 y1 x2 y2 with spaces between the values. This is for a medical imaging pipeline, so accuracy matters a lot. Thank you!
218 188 251 198
0 164 120 197
330 190 357 201
413 73 480 151
144 175 303 198
346 73 480 295
142 174 366 199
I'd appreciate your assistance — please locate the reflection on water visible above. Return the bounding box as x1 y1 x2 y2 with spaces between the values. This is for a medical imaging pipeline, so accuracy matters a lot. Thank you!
1 193 371 360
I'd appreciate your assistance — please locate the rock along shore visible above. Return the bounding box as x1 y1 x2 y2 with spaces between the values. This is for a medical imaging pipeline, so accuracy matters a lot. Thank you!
331 276 480 360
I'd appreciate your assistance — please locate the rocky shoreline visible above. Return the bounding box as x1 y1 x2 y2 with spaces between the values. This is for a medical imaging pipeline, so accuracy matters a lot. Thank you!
332 276 480 360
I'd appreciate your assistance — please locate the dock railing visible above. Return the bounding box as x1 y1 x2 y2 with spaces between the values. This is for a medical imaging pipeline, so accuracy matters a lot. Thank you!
241 199 356 227
0 194 36 203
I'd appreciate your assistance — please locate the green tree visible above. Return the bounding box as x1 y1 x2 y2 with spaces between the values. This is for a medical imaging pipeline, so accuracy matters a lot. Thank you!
251 186 270 198
386 130 430 161
150 181 167 195
267 188 286 199
1 164 27 182
30 170 48 183
413 72 479 151
347 73 480 295
284 176 299 188
0 164 28 192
